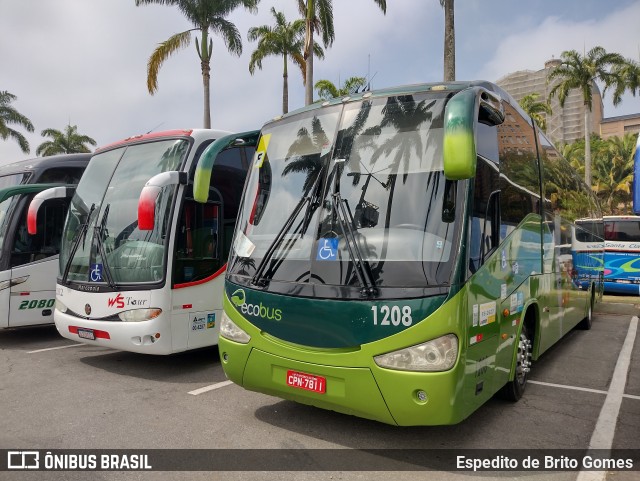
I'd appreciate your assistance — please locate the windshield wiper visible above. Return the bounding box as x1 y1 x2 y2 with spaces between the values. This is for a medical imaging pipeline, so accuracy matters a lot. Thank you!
94 204 116 289
332 191 378 297
250 172 325 287
61 203 96 285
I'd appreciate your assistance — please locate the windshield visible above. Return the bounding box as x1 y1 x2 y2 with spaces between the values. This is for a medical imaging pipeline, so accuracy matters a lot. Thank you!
0 196 18 255
604 219 640 242
229 92 461 298
60 139 188 286
0 173 27 189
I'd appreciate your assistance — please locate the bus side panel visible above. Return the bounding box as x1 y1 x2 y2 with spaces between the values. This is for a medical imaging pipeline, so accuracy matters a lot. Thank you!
604 249 640 295
9 258 58 327
0 270 10 328
171 278 224 351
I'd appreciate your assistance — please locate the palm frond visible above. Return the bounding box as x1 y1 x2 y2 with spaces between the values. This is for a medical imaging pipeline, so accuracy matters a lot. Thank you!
147 30 193 94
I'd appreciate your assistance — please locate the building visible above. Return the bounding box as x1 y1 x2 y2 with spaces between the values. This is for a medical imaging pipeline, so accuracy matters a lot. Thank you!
600 113 640 140
496 59 603 146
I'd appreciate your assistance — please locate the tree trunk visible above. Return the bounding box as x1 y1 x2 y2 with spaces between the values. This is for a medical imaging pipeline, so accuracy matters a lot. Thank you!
304 1 315 106
584 106 591 187
283 55 289 114
305 30 314 105
443 0 455 82
202 59 211 129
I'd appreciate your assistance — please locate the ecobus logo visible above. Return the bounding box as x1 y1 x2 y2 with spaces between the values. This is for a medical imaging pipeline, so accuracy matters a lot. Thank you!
231 288 282 321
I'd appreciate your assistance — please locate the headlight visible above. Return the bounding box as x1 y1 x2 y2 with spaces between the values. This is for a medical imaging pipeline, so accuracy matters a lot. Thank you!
55 299 68 314
118 308 162 322
374 334 458 372
220 311 251 344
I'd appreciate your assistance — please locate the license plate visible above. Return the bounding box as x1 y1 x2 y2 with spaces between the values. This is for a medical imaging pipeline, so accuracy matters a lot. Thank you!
286 370 326 394
77 328 95 340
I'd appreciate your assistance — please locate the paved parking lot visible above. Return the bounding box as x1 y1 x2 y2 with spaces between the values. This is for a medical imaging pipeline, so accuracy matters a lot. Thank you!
0 297 638 480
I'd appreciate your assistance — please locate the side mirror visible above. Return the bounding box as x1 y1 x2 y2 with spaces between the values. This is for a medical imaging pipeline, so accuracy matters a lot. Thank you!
138 171 187 231
28 186 76 235
443 87 504 180
193 130 260 203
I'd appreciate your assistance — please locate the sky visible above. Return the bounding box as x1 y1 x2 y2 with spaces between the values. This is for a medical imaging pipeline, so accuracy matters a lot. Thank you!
1 0 639 166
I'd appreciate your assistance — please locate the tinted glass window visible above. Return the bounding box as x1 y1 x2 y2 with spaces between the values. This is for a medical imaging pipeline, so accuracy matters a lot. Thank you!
11 197 68 267
604 220 640 242
469 157 500 274
0 173 27 189
38 167 85 184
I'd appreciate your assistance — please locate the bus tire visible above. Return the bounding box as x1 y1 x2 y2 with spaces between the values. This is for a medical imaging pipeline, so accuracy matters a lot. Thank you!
577 289 594 330
500 324 532 402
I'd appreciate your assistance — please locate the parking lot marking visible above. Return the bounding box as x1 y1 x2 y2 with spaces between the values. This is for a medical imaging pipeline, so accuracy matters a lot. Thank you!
27 343 84 354
576 316 638 481
188 380 234 396
528 380 607 395
624 393 640 401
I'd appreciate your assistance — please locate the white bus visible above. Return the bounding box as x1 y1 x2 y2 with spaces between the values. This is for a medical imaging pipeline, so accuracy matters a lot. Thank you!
0 154 90 328
29 129 257 353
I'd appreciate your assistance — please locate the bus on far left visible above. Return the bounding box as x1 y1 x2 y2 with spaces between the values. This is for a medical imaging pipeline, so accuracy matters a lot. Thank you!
0 153 90 328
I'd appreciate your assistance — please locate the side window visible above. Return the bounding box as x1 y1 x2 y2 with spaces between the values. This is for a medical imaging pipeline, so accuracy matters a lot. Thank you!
468 157 500 275
38 167 85 184
211 147 251 259
173 194 222 285
173 145 252 285
498 102 540 240
12 197 68 267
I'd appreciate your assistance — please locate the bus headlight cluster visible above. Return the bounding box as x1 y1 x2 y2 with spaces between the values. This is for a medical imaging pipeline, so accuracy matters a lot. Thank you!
220 311 251 344
374 334 458 372
55 299 68 314
118 308 162 322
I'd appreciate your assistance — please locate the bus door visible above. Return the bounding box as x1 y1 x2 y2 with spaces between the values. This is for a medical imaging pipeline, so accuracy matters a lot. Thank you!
9 194 69 327
172 143 253 350
172 192 223 350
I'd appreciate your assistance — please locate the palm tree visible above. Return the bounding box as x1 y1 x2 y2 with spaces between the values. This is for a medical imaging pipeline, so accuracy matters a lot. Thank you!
248 7 324 114
136 0 260 129
297 0 386 106
0 91 34 154
561 140 585 174
519 93 552 131
611 59 640 104
36 124 97 156
547 46 626 187
592 134 636 214
440 0 455 81
314 76 366 100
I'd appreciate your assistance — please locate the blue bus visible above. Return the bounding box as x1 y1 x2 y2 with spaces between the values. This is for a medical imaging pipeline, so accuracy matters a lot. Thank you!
603 215 640 295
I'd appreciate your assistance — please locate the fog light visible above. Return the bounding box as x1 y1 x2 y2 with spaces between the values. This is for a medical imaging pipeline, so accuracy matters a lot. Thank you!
417 390 428 402
222 352 229 362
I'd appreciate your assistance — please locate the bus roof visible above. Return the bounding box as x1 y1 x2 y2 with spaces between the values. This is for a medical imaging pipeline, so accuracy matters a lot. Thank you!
264 80 520 124
0 183 74 204
95 128 233 154
603 215 640 221
0 153 91 179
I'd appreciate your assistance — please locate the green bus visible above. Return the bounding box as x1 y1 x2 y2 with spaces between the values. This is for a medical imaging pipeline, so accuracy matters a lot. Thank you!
195 81 604 426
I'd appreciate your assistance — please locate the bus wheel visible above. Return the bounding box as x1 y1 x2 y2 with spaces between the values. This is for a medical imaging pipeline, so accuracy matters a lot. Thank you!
500 325 532 402
577 290 594 330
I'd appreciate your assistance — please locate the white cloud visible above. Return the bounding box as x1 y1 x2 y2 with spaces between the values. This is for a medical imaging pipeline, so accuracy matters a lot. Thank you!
1 0 639 166
478 1 640 116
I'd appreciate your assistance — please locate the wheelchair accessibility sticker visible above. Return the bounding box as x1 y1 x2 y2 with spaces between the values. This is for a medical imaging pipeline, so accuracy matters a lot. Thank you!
317 238 339 261
90 264 103 282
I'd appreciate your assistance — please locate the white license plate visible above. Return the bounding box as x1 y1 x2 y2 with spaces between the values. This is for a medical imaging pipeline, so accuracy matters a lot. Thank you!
77 328 95 340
